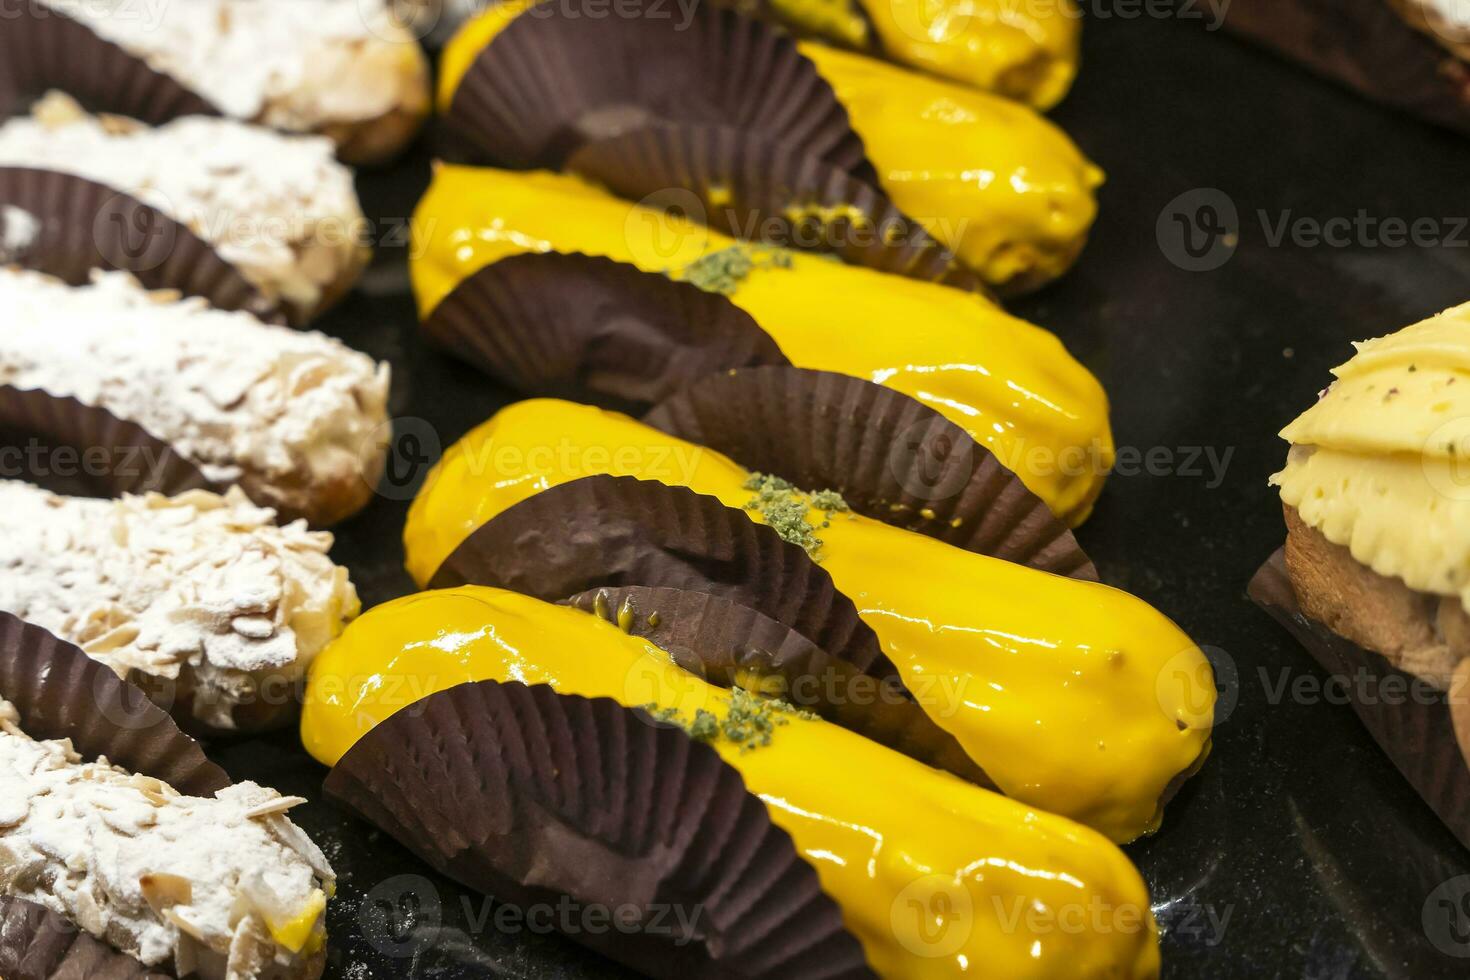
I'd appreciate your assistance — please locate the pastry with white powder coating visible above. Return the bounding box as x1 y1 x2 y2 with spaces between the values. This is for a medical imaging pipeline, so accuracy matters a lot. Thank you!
22 0 431 164
0 268 391 526
0 481 360 734
0 93 371 324
0 618 335 980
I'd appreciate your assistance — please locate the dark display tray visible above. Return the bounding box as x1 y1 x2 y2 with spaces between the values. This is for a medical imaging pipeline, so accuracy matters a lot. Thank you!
208 11 1470 979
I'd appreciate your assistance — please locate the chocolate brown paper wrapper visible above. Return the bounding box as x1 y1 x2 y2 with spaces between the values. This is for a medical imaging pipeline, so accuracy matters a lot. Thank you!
1249 549 1470 851
432 474 894 680
0 612 230 794
565 124 984 291
0 896 166 980
421 252 789 414
325 680 874 979
0 167 280 319
0 0 217 124
644 366 1098 579
1225 0 1470 137
0 386 216 498
564 584 991 784
443 3 874 182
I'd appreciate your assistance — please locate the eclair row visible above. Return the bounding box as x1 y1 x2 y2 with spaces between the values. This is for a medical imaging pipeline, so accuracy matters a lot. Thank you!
277 11 1214 976
309 296 1214 977
295 373 1203 974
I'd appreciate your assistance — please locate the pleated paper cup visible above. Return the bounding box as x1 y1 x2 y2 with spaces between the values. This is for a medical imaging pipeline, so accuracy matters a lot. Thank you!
565 124 982 291
420 252 788 414
0 386 217 498
443 3 871 179
1250 549 1470 851
0 896 169 980
0 167 279 319
0 0 217 124
430 474 891 679
1225 0 1470 136
326 679 875 979
0 612 230 793
643 366 1097 579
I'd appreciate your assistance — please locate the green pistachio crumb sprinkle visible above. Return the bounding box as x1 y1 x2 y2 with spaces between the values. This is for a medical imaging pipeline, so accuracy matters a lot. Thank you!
641 704 721 743
742 473 849 559
672 244 793 295
722 688 817 752
639 690 815 753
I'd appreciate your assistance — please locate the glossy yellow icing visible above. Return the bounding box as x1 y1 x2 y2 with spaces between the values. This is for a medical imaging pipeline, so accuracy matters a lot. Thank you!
438 0 1081 112
267 889 327 955
1273 302 1470 608
772 0 872 49
411 166 1114 524
797 43 1101 290
403 399 1214 842
302 586 1162 979
439 5 1099 292
860 0 1081 108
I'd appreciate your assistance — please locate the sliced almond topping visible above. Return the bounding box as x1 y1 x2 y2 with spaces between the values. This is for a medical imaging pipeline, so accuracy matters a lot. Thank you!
141 872 194 916
128 774 177 805
243 795 308 820
163 905 211 945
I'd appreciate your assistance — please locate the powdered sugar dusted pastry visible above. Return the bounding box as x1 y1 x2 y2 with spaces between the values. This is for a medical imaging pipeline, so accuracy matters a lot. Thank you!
0 93 370 323
0 699 334 978
0 482 360 733
0 269 390 526
37 0 431 164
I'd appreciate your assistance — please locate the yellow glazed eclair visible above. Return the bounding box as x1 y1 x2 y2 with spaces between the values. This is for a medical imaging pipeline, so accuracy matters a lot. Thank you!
438 6 1101 292
302 586 1162 979
429 0 1081 107
403 399 1215 842
411 166 1114 524
854 0 1082 108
